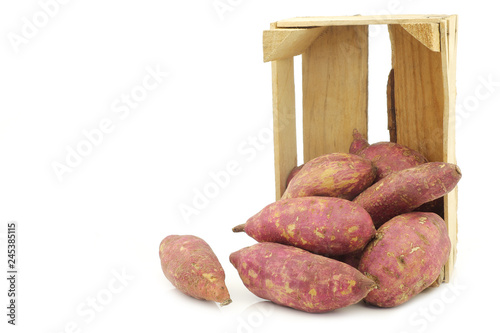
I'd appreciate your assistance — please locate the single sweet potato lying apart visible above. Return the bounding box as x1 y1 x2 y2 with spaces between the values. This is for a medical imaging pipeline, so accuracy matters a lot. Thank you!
353 162 461 228
233 196 375 256
159 235 231 305
359 212 451 307
230 242 377 313
282 153 376 200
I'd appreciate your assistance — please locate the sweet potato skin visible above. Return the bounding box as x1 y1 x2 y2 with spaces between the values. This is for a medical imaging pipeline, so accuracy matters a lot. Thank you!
349 130 428 182
353 162 461 227
358 212 451 307
349 129 370 155
159 235 231 305
230 243 376 313
357 142 428 182
285 165 304 188
236 197 375 256
282 153 376 200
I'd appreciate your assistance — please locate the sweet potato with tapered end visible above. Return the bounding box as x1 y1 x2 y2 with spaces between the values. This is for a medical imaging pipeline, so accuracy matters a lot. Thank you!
230 242 377 313
349 129 370 155
285 164 303 188
282 153 377 200
159 235 231 305
233 197 375 256
359 212 451 307
349 129 428 182
358 142 428 182
353 162 461 227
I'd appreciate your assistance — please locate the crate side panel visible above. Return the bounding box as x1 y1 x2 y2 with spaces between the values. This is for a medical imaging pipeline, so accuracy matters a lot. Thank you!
302 26 368 162
272 57 298 199
441 16 458 283
389 24 445 163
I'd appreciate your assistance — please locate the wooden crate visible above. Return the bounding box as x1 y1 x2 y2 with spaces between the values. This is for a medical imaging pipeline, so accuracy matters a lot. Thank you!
263 15 458 282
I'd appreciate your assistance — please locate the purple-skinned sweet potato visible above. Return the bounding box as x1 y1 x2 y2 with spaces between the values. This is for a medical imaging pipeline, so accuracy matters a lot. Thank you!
350 129 428 182
285 164 304 188
353 162 461 227
349 129 370 155
159 235 231 305
359 212 451 307
232 197 375 256
230 242 377 313
282 153 376 200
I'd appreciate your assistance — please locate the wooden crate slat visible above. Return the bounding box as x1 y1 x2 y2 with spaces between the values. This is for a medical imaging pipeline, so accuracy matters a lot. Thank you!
302 25 368 162
277 15 450 28
441 15 458 283
388 24 445 163
263 27 327 62
443 16 458 165
272 57 298 200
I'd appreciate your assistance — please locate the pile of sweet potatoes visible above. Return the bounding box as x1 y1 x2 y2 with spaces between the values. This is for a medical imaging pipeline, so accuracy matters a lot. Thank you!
159 129 461 313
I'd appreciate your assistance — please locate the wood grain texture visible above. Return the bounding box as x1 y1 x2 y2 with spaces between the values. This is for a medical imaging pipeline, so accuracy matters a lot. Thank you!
388 24 445 163
277 15 450 28
441 15 458 283
263 27 327 62
272 57 297 200
302 26 368 162
400 23 440 52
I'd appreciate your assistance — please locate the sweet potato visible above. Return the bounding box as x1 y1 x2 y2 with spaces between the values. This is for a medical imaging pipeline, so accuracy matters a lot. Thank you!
230 242 377 313
353 162 461 227
159 235 231 305
358 212 451 307
350 131 444 219
282 153 376 200
285 164 304 188
233 197 375 256
349 129 370 155
350 129 428 181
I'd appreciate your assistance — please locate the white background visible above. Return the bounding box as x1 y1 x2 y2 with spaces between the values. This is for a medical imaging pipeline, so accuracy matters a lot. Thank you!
1 1 499 333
